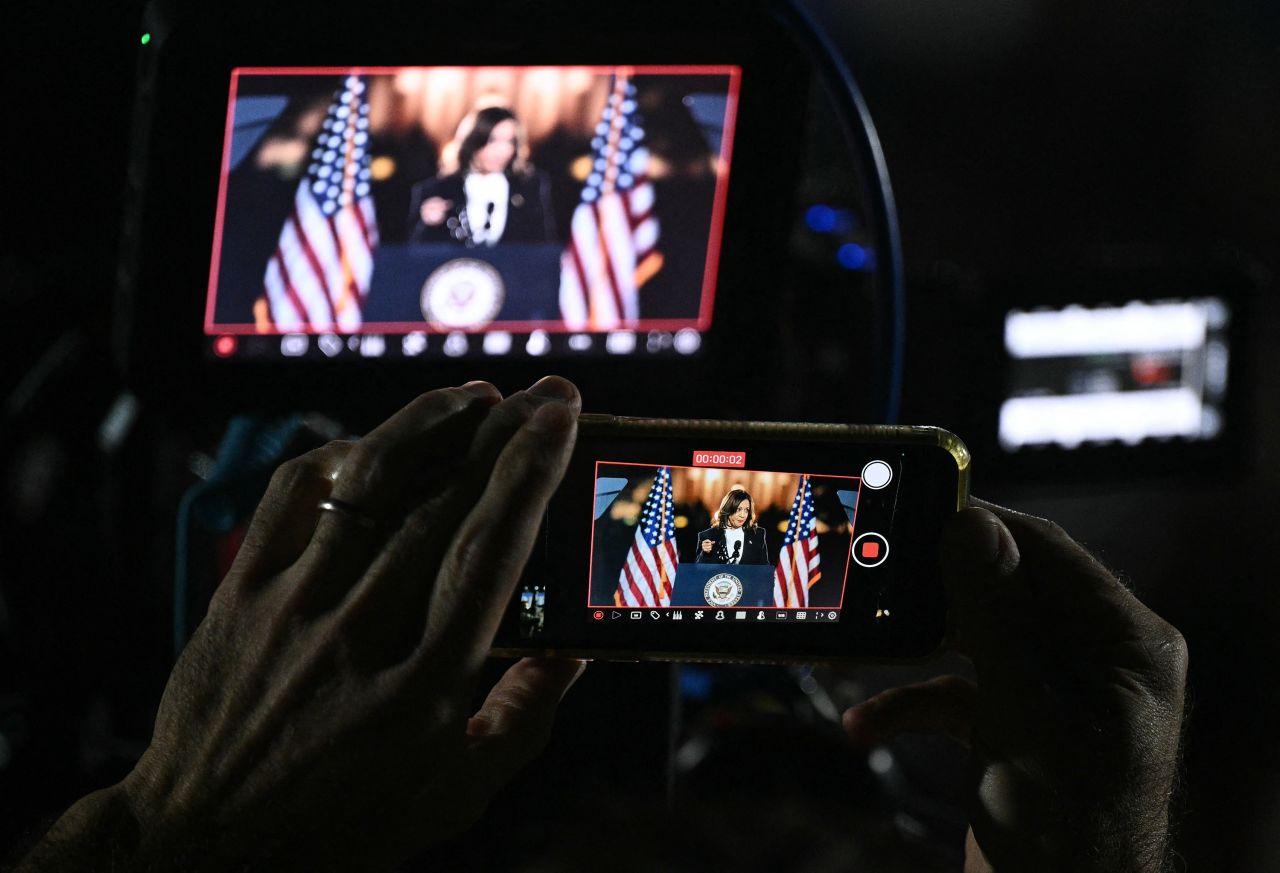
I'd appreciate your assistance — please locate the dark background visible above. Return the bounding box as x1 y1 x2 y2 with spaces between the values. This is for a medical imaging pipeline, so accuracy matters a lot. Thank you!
3 1 1279 869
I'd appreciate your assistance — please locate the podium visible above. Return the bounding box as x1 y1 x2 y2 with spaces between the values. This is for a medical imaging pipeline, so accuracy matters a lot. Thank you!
668 563 776 607
363 242 562 325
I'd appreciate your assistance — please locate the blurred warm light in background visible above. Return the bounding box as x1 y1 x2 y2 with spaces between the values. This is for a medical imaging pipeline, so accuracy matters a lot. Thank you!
369 155 397 181
377 67 610 149
260 68 725 185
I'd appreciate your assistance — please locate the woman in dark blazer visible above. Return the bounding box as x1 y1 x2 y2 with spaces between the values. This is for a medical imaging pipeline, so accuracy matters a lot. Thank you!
408 106 555 246
695 488 769 565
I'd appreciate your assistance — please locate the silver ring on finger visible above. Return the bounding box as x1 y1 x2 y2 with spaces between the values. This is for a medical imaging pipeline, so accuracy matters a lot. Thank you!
317 498 381 531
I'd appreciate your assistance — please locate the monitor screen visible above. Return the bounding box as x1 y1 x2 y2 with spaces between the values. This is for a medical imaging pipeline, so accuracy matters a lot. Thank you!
1000 297 1231 450
204 65 740 361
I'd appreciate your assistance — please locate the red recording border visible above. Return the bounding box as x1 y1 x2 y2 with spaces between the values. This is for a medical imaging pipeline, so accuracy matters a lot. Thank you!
586 460 863 611
204 65 743 336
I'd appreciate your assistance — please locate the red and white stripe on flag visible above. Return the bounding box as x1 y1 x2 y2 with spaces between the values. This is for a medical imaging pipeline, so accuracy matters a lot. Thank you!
559 181 660 330
264 191 376 331
559 72 661 330
772 476 822 608
616 528 679 608
261 76 378 332
613 466 679 607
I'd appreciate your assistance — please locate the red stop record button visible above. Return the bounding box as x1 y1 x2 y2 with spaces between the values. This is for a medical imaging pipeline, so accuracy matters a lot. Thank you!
693 451 745 468
212 335 238 358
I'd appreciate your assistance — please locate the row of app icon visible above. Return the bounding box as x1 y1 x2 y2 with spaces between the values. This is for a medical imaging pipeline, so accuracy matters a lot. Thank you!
211 329 704 360
591 609 840 622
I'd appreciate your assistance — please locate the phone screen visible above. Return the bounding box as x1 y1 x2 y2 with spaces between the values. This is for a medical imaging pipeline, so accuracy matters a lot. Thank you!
585 459 885 625
496 426 965 662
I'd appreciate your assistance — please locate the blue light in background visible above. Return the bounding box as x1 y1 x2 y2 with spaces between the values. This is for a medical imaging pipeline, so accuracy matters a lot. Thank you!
806 204 858 235
805 204 838 233
837 242 876 271
679 666 715 702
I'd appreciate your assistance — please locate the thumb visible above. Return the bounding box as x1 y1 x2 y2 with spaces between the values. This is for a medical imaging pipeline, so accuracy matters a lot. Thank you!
941 507 1027 664
463 657 587 787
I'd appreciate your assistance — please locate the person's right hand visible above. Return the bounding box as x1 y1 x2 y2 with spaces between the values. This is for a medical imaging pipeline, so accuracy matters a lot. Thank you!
843 501 1188 873
420 196 453 225
701 539 714 554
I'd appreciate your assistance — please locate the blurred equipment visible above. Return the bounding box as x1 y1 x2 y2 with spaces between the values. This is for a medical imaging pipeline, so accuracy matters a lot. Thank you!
1001 297 1230 450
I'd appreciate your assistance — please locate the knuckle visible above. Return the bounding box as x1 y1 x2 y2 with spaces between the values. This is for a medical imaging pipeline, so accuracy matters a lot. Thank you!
417 386 474 416
430 385 494 422
269 440 352 493
399 498 443 543
341 436 394 494
269 455 313 492
1120 618 1189 708
446 520 492 584
486 397 535 432
207 579 244 613
417 690 464 731
1147 620 1189 682
501 428 562 481
1038 517 1072 543
318 438 356 460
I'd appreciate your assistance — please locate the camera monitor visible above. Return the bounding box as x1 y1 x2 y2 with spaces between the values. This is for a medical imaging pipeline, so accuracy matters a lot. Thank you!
204 65 740 362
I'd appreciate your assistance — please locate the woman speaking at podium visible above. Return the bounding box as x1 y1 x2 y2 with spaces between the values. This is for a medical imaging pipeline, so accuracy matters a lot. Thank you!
408 106 555 247
695 488 770 566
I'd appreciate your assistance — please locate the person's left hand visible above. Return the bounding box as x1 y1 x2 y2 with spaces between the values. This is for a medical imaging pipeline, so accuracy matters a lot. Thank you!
22 378 584 873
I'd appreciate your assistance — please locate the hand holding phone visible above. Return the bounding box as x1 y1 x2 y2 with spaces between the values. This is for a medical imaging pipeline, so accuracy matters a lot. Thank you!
843 502 1188 872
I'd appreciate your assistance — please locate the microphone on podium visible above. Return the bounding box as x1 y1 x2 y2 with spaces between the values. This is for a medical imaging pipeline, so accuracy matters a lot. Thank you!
731 541 741 564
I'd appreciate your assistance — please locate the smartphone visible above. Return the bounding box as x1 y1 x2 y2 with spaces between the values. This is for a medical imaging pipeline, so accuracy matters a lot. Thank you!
491 415 970 664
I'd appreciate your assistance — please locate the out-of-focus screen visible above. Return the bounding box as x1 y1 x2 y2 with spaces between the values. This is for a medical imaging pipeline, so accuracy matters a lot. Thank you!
204 65 740 361
1000 298 1230 450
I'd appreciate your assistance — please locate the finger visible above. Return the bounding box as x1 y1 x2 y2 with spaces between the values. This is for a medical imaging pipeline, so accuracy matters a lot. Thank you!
222 441 352 590
463 658 587 788
294 383 501 607
940 507 1061 706
940 507 1024 660
396 657 586 842
421 380 579 676
842 675 977 747
957 501 1165 650
342 377 579 666
969 498 1148 634
328 381 501 514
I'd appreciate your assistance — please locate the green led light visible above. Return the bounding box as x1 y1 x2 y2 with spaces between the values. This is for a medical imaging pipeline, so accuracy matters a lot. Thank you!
140 33 151 45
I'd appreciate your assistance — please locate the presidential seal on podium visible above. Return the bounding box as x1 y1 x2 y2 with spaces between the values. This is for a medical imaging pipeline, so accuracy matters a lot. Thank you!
420 258 505 330
703 572 745 607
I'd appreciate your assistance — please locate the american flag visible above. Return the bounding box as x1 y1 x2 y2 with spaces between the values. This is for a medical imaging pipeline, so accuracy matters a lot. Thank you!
261 75 378 331
773 475 822 608
560 72 662 330
614 467 679 608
